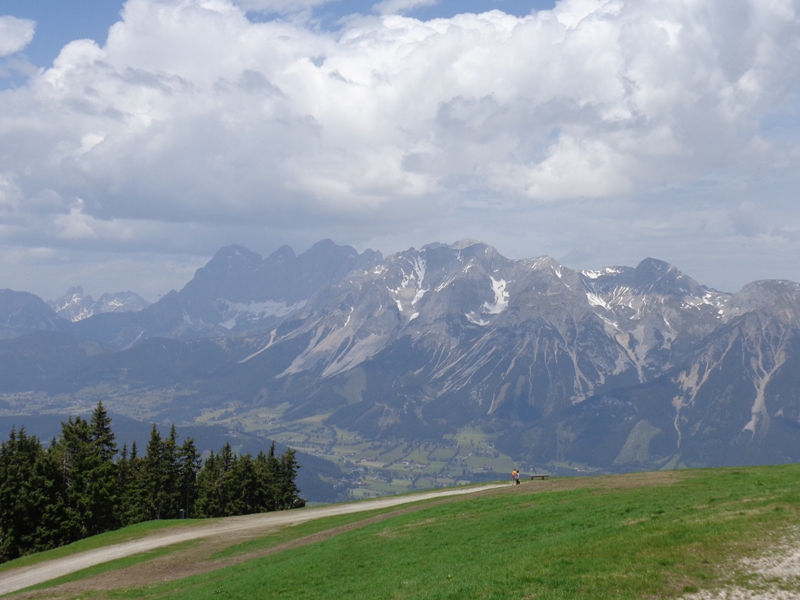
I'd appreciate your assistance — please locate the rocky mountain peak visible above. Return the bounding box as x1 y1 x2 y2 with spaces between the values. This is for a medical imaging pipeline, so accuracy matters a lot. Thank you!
267 245 296 263
49 287 94 322
0 289 69 338
628 258 705 297
203 244 263 271
727 280 800 324
93 292 150 315
9 239 800 479
450 238 486 250
49 287 149 323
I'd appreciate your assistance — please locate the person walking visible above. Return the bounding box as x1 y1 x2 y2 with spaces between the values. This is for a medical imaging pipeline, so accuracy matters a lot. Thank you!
511 469 517 485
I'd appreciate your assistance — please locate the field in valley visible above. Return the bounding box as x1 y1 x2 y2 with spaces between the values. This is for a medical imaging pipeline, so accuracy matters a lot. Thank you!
0 393 523 498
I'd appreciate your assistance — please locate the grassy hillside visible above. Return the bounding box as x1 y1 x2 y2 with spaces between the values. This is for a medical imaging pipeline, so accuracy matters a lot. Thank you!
9 465 800 599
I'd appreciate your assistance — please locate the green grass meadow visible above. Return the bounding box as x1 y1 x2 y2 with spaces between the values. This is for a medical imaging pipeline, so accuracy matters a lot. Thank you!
8 465 800 599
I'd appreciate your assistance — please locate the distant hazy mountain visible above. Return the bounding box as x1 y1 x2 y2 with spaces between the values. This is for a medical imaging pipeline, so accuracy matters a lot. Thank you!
498 299 800 471
203 242 729 449
49 287 150 322
68 240 381 349
4 240 800 473
0 331 110 392
0 289 71 339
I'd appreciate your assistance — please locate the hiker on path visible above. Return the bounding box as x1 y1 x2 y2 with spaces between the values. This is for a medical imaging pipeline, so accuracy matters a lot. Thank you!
511 469 517 485
514 470 521 485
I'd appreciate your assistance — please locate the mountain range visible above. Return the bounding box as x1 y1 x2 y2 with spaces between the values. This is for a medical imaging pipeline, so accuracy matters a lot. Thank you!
2 238 800 488
49 287 150 322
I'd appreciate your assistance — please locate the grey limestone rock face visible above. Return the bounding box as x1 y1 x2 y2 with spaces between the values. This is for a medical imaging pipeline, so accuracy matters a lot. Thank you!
49 287 150 322
6 239 800 472
0 289 70 339
68 240 381 349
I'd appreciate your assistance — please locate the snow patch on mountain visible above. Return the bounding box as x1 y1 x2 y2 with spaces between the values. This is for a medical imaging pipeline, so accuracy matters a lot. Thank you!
219 300 306 329
435 277 456 292
483 277 509 315
581 267 626 279
388 255 428 316
466 313 490 326
50 287 150 322
586 292 611 311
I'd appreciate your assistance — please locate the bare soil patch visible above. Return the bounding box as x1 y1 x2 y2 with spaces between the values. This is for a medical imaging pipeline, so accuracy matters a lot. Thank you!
682 529 800 599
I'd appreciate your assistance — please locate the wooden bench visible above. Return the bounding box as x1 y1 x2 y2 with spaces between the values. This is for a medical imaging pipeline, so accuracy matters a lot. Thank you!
530 475 549 480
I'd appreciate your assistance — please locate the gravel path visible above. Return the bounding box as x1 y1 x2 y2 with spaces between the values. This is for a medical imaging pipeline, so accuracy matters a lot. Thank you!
0 483 506 596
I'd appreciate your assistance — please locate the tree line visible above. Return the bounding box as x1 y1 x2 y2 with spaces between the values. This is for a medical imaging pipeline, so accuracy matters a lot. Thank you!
0 402 305 564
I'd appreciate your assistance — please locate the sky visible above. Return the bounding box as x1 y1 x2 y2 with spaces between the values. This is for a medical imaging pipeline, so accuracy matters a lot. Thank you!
1 0 800 302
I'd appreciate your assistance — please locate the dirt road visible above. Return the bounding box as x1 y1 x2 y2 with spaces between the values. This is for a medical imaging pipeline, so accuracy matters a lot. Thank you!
0 483 506 596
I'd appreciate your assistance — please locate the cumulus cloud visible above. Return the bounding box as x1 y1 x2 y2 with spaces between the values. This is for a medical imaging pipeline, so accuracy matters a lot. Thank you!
230 0 335 14
0 15 35 57
2 0 800 296
373 0 439 16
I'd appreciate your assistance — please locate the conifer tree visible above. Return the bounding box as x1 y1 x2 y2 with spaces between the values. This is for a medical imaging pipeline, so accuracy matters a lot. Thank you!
0 428 46 561
217 443 239 516
234 453 258 514
90 401 116 462
194 450 219 518
265 442 281 511
276 448 305 510
195 443 242 517
253 450 273 513
178 437 200 518
35 439 70 553
122 440 150 526
160 425 181 518
116 443 132 526
57 417 92 540
88 402 118 533
142 425 164 519
0 419 306 565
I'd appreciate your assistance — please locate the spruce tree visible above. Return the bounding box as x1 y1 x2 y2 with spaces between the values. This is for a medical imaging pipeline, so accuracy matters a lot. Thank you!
194 450 219 517
253 450 273 513
217 443 238 517
276 448 305 510
160 425 181 519
54 417 96 541
265 442 280 511
0 428 47 561
0 419 307 564
123 440 151 526
233 453 257 514
90 401 116 462
142 425 163 520
88 402 118 533
178 437 200 518
36 439 70 553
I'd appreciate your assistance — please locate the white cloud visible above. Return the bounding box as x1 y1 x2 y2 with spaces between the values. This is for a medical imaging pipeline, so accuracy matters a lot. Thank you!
230 0 335 15
2 0 800 296
0 15 35 57
373 0 438 16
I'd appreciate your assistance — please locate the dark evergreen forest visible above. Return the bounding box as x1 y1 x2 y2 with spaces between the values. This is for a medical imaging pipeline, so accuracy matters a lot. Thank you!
0 402 305 564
